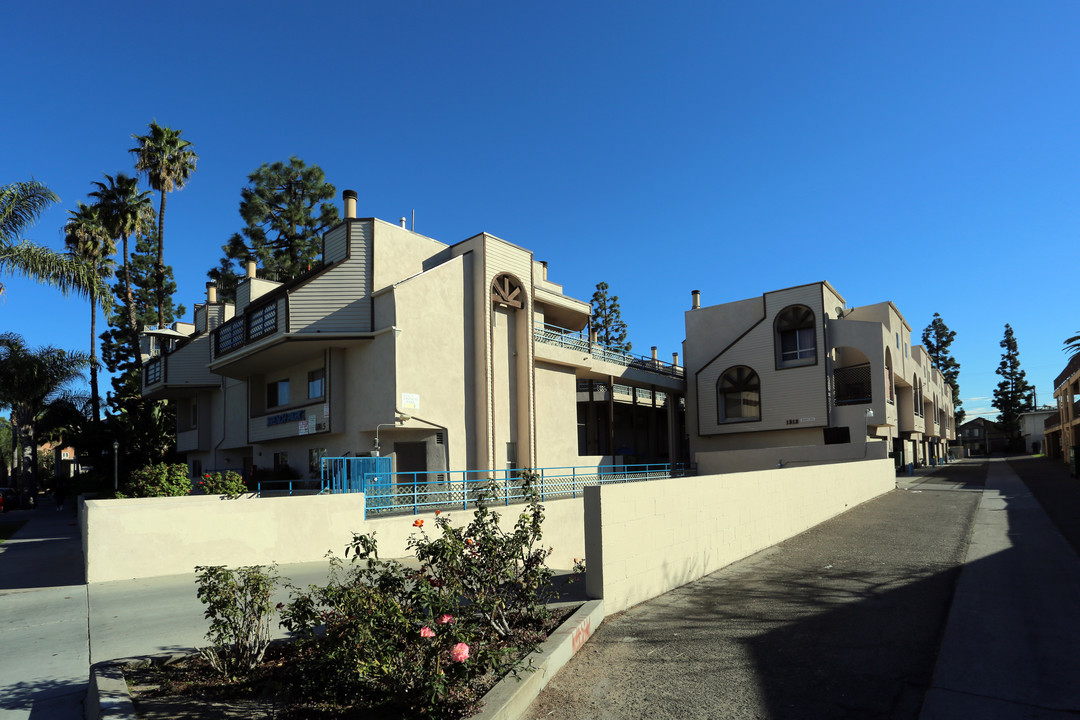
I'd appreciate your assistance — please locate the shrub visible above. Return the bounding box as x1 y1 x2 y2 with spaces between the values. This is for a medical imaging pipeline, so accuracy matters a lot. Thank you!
195 564 280 677
279 471 556 718
118 463 191 498
196 470 248 496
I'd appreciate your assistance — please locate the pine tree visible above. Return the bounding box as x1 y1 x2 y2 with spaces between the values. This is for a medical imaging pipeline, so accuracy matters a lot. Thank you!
590 281 631 353
922 313 964 426
100 229 184 470
208 157 339 301
992 323 1034 451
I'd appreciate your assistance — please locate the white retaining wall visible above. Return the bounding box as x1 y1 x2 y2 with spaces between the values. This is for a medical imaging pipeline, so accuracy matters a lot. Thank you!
81 493 586 583
584 458 895 614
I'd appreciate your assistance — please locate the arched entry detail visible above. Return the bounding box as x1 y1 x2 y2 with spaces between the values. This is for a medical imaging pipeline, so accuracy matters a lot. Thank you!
489 273 529 471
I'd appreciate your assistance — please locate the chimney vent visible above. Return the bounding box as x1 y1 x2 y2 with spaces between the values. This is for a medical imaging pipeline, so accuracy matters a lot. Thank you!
672 352 680 368
206 282 217 304
651 346 658 361
343 190 357 219
691 289 701 310
246 260 257 279
400 217 408 228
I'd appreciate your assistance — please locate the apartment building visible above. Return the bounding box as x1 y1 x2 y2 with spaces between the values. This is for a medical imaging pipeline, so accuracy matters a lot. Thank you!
1047 354 1080 467
683 282 956 473
141 191 685 480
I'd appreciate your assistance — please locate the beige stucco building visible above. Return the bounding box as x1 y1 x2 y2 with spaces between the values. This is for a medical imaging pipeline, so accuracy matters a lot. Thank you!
1047 355 1080 466
141 191 685 481
683 282 956 473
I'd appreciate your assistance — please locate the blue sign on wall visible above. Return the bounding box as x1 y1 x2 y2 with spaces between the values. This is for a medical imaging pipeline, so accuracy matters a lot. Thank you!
267 410 305 427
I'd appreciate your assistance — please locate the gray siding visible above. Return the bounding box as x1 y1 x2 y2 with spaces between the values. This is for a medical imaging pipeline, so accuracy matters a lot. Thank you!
324 223 348 265
289 220 372 333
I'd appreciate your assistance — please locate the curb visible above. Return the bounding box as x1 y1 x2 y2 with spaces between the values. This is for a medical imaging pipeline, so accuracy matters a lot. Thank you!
473 598 604 720
85 599 604 720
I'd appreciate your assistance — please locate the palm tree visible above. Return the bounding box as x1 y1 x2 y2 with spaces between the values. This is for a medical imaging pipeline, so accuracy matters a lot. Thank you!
0 333 92 499
65 203 116 424
131 122 197 330
90 173 154 365
0 180 106 302
1066 332 1080 361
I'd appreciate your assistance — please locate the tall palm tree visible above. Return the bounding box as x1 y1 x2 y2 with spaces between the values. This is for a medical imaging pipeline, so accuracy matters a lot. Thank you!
0 180 106 302
0 333 92 499
65 203 116 424
90 173 154 365
1066 332 1080 361
131 122 197 330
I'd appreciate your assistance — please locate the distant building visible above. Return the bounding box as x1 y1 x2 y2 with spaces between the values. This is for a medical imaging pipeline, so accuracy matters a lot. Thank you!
957 417 1008 456
1019 408 1058 454
683 282 955 473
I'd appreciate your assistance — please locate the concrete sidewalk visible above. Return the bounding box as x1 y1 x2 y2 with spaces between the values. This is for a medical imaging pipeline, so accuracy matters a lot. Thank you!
920 458 1080 719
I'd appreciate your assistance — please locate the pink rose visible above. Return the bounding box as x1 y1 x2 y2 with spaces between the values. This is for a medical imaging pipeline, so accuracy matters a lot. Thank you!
437 614 454 625
450 642 470 662
420 626 435 638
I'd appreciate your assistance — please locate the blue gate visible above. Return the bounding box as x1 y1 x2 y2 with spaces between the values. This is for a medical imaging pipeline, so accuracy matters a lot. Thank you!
321 457 393 508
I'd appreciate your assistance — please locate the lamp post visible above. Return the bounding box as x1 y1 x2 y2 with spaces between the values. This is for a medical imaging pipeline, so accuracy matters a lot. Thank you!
373 413 411 456
112 440 119 491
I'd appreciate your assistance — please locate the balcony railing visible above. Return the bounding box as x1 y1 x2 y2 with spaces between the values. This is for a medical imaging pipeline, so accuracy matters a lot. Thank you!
320 459 694 518
144 357 163 386
833 363 872 406
534 322 684 379
212 300 279 359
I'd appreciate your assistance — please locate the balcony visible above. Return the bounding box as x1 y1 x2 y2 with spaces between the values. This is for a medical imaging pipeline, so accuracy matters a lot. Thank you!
534 323 684 380
212 300 281 360
142 335 219 399
833 363 872 406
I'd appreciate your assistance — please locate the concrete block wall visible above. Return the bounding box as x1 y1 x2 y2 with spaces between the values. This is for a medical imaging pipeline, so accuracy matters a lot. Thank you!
584 458 894 613
81 492 585 583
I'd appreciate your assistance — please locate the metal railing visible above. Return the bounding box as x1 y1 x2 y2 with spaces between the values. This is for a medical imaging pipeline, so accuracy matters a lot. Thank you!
255 479 321 497
833 363 872 406
321 460 693 517
534 322 685 379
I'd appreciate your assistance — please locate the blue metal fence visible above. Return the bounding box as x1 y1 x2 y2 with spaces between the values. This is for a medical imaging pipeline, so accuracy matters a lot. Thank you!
319 460 693 518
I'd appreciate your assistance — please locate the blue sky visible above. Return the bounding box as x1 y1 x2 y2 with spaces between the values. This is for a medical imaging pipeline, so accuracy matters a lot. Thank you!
3 1 1077 419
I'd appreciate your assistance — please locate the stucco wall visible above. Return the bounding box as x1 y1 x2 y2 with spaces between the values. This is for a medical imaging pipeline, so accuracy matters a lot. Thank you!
81 492 586 583
583 458 894 614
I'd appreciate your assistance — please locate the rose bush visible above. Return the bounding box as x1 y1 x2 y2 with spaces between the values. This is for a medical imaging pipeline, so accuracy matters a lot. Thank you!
278 471 557 718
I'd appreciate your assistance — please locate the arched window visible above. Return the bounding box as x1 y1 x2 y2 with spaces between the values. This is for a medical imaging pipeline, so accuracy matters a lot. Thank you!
775 305 816 368
718 366 761 422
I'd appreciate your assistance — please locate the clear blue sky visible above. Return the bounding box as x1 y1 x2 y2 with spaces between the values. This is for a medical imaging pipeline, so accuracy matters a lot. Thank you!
4 1 1077 419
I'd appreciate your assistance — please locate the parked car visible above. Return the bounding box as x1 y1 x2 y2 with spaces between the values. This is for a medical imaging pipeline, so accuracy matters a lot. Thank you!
0 487 17 512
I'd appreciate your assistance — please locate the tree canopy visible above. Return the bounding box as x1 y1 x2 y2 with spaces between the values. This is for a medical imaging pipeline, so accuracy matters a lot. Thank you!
590 281 632 353
208 157 339 301
0 180 107 303
922 313 964 426
131 121 197 329
992 323 1034 450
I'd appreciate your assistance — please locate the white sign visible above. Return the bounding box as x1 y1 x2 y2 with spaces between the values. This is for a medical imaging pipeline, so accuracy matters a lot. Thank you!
323 403 330 417
298 420 308 435
401 393 421 411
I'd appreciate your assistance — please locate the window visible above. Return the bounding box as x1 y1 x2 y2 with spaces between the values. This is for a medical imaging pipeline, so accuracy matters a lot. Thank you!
308 368 325 399
775 305 816 367
267 379 289 408
718 366 760 422
273 451 289 469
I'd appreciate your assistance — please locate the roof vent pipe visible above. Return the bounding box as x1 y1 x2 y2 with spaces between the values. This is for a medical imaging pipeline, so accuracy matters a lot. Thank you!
691 289 700 310
541 260 548 280
343 189 357 219
206 282 217 304
651 346 658 361
400 217 407 228
672 352 679 367
246 260 257 279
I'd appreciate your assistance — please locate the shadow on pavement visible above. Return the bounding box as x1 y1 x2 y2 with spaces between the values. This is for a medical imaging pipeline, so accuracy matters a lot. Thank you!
1007 455 1080 558
0 677 84 714
0 508 84 591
